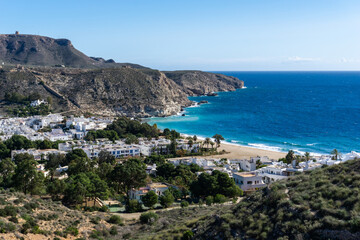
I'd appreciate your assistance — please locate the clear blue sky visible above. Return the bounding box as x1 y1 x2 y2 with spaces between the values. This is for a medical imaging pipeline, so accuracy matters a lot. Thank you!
1 0 360 70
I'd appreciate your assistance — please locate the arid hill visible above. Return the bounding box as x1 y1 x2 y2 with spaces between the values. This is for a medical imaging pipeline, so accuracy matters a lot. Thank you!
0 34 243 117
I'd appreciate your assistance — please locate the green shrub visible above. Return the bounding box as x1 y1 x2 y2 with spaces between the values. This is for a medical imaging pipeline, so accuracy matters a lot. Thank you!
9 216 18 223
23 202 39 211
214 194 227 204
181 201 189 208
140 212 159 225
125 200 142 213
99 205 109 212
90 216 101 224
107 215 123 225
65 226 79 236
181 230 194 240
205 196 213 206
0 205 17 217
110 226 118 235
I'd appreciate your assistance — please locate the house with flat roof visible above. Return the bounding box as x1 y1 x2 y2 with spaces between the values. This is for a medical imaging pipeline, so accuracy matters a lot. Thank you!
129 183 169 202
233 172 266 192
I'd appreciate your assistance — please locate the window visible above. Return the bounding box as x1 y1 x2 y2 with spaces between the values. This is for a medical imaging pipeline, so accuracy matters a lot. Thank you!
247 181 253 184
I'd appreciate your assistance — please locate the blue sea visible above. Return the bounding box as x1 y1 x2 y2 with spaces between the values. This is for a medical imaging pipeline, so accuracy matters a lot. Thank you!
148 72 360 155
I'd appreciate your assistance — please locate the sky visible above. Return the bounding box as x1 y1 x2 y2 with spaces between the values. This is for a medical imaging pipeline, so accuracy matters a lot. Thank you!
1 0 360 71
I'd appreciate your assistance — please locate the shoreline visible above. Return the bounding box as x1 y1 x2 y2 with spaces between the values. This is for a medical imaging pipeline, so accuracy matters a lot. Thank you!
179 133 286 160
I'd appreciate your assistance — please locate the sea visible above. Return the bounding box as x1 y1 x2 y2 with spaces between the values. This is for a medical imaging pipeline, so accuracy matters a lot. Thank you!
147 71 360 156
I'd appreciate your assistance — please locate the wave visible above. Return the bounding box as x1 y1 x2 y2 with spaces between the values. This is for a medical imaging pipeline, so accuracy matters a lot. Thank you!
247 143 284 153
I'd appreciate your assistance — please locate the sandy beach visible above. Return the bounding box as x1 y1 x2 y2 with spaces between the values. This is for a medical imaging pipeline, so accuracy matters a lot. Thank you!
214 142 286 160
180 142 286 160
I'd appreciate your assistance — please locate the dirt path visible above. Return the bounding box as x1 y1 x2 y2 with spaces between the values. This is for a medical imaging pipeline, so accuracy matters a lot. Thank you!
113 197 243 221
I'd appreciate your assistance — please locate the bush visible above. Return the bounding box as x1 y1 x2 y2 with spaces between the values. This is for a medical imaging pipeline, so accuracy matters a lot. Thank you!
182 230 194 240
0 205 18 217
9 216 18 223
90 216 101 224
110 226 118 235
205 196 214 206
23 202 39 211
126 200 142 213
214 194 227 204
99 205 109 212
65 226 79 236
140 212 159 225
181 201 189 208
142 191 158 209
159 190 174 208
107 215 123 225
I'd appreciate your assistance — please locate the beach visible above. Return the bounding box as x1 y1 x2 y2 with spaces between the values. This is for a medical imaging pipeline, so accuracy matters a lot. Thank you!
214 142 286 160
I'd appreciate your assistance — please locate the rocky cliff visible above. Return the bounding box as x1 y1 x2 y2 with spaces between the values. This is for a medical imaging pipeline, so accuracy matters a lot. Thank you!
0 34 144 69
0 34 244 117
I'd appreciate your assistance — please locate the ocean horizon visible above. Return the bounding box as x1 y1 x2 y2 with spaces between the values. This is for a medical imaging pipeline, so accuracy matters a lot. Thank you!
148 71 360 156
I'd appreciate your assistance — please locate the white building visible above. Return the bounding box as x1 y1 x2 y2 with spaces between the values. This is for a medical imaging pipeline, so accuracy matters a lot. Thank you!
11 148 67 161
30 99 47 107
129 183 169 202
233 172 266 192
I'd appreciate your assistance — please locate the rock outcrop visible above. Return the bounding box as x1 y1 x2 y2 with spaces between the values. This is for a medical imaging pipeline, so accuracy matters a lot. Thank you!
0 34 244 117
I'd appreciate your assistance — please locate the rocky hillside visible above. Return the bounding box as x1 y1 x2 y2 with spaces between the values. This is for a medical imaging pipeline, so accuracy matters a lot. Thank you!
0 33 243 117
164 71 243 95
188 159 360 240
0 34 144 69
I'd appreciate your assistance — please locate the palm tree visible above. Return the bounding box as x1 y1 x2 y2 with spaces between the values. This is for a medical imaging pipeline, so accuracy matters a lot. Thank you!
285 150 295 164
204 137 211 150
212 134 225 149
331 149 341 160
188 139 194 150
210 141 215 152
193 135 197 142
304 152 311 161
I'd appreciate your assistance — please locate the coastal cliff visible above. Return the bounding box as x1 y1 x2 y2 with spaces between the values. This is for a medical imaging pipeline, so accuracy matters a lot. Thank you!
0 34 244 117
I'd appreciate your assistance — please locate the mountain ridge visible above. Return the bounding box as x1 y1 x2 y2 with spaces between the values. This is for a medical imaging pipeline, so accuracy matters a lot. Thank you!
0 33 243 117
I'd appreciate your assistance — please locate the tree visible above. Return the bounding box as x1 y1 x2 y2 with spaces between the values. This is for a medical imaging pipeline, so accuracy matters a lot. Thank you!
12 154 45 195
5 135 34 150
210 141 215 151
142 191 158 209
187 139 194 150
204 138 211 150
0 142 10 159
285 150 295 164
67 155 95 176
331 149 341 160
193 135 197 142
156 163 175 179
159 190 174 208
169 138 178 155
64 149 88 166
47 179 66 201
110 158 147 199
214 194 227 204
125 199 142 213
304 152 311 161
87 172 110 205
96 162 114 181
63 173 91 205
38 140 53 150
212 134 225 148
205 196 213 206
45 154 65 181
190 170 242 199
98 151 116 165
0 158 15 187
125 134 139 144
